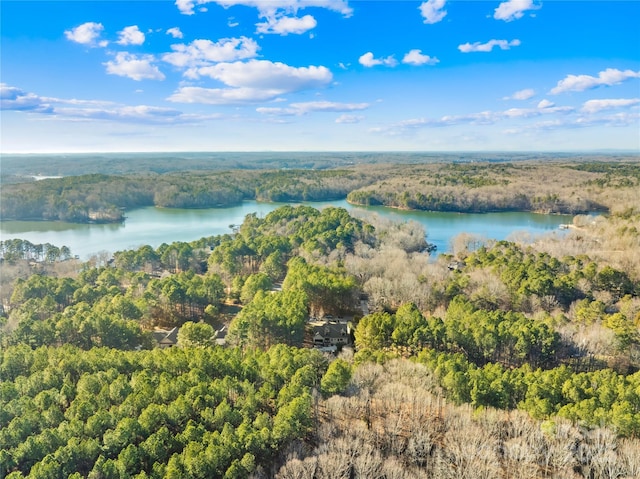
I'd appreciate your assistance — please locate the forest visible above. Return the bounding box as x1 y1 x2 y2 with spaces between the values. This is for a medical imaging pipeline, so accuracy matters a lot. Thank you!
2 156 639 222
1 156 640 478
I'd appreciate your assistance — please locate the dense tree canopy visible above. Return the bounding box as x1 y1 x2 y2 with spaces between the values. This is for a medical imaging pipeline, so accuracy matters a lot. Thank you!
0 344 327 478
1 179 639 478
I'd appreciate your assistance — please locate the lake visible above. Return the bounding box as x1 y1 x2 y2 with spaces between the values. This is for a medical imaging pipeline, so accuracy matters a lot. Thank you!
0 200 573 259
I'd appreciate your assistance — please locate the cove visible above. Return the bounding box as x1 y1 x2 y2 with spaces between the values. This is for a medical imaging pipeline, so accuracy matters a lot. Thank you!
0 200 573 260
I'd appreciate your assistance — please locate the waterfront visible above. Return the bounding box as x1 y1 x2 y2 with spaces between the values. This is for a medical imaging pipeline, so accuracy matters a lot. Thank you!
0 200 573 259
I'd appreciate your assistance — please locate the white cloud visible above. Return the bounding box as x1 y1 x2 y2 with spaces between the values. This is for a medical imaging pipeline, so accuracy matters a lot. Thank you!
256 106 295 115
116 25 145 46
402 49 439 66
550 68 640 94
503 88 535 100
175 0 352 17
581 98 640 113
529 111 640 131
256 14 317 35
359 52 398 68
494 0 540 21
60 105 182 122
168 86 283 104
290 101 369 113
163 37 259 69
195 59 332 91
64 22 107 47
0 84 53 113
1 83 214 124
167 27 184 39
39 96 117 108
175 0 196 15
257 100 369 116
502 104 573 118
373 103 575 135
104 52 166 81
336 114 364 124
537 99 555 109
419 0 447 24
168 60 332 104
458 39 521 53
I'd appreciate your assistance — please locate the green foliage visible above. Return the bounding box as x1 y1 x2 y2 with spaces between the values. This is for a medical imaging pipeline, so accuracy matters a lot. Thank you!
357 297 559 368
0 344 324 477
283 257 358 316
4 265 226 348
354 312 395 351
228 290 308 349
320 359 352 397
2 187 639 475
177 322 215 348
466 242 585 309
416 349 640 436
240 273 272 305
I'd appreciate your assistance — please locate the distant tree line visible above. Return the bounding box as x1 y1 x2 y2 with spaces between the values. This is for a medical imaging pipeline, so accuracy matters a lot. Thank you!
0 170 372 223
4 160 640 222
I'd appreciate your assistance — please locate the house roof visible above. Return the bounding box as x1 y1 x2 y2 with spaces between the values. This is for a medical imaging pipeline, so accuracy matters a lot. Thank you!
310 320 349 338
153 327 179 345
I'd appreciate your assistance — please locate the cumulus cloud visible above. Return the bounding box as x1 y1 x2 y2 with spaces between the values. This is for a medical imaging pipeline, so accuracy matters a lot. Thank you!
419 0 447 24
402 49 439 66
458 39 521 53
494 0 540 21
104 52 166 81
537 99 555 109
116 25 145 46
195 59 332 90
168 60 332 104
503 88 535 100
163 37 259 69
256 14 317 35
64 22 108 47
166 27 184 39
257 100 369 116
175 0 352 17
550 68 640 94
359 52 397 68
176 0 196 15
581 98 640 113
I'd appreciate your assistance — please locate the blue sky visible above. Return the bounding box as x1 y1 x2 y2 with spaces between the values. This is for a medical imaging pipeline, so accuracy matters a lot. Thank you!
1 0 639 153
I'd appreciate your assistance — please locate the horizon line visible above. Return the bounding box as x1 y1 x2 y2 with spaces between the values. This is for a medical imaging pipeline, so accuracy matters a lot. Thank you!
2 149 639 155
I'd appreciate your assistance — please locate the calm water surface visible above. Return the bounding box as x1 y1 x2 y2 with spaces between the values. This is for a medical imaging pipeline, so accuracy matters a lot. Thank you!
0 200 572 259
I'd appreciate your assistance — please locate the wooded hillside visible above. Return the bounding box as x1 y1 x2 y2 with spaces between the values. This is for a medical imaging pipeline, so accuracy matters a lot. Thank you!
1 158 639 478
2 157 639 222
